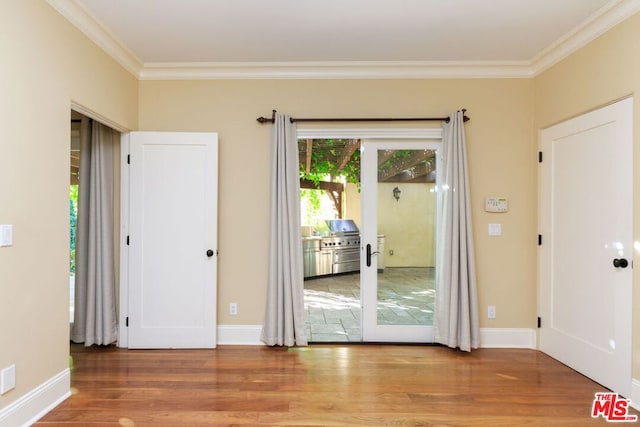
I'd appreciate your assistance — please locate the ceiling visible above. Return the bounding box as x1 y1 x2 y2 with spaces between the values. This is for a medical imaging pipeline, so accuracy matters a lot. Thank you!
48 0 640 79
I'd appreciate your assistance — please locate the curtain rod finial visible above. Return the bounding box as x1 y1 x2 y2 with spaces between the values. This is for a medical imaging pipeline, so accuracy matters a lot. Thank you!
257 109 277 123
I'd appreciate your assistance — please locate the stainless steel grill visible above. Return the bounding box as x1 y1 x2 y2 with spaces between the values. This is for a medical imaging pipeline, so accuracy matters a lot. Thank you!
303 219 361 278
303 220 387 278
323 220 361 275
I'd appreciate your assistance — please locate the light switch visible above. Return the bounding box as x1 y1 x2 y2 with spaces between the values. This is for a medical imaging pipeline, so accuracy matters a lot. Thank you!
488 223 502 236
0 365 15 394
0 225 13 247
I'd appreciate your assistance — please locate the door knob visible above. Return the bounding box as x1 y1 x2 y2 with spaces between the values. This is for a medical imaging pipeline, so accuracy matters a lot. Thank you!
613 258 629 268
206 249 214 258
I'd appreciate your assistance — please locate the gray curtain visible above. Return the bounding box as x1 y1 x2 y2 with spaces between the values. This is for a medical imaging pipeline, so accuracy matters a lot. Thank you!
433 110 480 352
71 118 118 347
261 113 308 346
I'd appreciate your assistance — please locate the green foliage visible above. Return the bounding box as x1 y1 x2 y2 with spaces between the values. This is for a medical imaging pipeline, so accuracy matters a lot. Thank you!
300 189 324 227
69 185 78 274
299 139 360 185
302 188 322 212
299 139 361 225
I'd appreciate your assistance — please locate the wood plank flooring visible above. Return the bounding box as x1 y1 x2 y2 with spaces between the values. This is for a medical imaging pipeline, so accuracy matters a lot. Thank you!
35 344 632 426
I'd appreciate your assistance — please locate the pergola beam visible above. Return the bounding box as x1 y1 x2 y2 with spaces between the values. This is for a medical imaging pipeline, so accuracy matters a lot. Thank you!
378 150 434 182
335 139 360 173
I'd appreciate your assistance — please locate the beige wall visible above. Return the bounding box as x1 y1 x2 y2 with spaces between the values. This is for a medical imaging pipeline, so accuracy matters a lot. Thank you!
0 0 137 411
345 182 436 267
344 182 361 226
378 182 436 267
534 11 640 377
139 78 537 328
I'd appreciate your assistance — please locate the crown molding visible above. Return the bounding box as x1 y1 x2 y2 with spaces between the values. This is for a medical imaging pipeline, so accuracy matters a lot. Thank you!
46 0 143 77
139 60 532 80
48 0 640 80
530 0 640 76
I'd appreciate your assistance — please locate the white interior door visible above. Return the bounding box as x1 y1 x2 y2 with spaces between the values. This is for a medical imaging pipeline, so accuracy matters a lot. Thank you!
539 98 633 397
127 131 218 349
361 139 441 342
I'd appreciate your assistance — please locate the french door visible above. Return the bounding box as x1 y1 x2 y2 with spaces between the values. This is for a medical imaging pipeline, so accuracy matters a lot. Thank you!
360 139 441 342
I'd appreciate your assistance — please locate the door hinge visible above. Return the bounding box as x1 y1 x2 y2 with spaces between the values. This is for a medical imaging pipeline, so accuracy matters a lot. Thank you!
126 235 130 246
537 317 541 328
538 151 543 163
126 317 129 327
538 234 542 246
127 154 130 164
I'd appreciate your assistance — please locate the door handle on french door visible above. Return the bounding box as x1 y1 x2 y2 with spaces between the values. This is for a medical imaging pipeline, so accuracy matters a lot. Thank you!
366 244 379 267
613 258 629 268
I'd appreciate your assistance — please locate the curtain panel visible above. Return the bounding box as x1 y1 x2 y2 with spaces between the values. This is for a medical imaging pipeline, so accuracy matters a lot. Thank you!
433 110 480 351
261 113 308 347
71 118 118 347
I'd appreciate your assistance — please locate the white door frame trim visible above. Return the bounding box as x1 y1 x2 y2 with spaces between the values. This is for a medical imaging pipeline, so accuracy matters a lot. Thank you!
298 127 443 343
297 128 442 140
118 133 131 347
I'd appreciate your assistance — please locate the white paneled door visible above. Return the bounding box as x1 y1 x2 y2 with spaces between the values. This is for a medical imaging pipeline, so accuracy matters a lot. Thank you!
127 132 218 349
539 98 633 397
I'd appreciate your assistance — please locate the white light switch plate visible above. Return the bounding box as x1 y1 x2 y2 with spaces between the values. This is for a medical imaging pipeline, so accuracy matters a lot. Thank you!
0 225 13 247
488 223 502 236
1 365 15 394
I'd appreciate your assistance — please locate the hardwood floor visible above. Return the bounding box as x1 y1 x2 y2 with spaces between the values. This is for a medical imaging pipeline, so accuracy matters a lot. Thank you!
35 344 632 426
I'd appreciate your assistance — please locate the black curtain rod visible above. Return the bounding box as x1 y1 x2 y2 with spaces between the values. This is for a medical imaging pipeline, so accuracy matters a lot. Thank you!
256 109 469 124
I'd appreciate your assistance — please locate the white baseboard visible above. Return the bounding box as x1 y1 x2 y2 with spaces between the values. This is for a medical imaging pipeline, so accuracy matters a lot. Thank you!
216 325 537 349
630 378 640 411
217 325 264 345
0 368 70 427
479 328 537 349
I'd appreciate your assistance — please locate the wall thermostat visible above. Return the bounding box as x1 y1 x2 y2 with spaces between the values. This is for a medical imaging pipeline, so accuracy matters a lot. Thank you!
485 197 508 213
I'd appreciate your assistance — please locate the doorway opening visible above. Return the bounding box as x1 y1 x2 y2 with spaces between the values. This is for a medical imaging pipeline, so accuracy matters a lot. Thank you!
300 138 362 342
300 137 438 343
68 108 121 347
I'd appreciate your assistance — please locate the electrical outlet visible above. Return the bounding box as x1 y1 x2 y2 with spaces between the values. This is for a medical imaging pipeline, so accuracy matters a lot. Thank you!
229 303 238 316
1 365 16 395
488 305 496 319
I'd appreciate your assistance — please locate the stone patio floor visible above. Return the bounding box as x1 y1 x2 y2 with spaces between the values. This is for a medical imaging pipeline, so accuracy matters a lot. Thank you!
304 267 435 342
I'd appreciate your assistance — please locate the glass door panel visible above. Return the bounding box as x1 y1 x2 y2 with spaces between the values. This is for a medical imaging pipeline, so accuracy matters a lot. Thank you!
361 140 440 342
